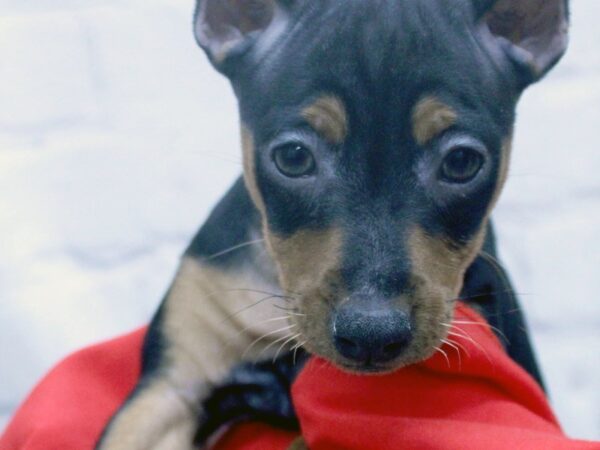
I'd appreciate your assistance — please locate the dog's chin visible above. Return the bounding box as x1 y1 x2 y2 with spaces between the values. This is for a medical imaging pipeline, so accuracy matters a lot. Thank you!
326 347 436 376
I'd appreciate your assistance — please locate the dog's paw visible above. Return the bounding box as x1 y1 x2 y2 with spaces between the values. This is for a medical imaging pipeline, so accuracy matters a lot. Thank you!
194 349 308 445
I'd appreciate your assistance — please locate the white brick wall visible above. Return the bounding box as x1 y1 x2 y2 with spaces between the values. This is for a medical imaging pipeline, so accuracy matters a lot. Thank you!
1 0 598 441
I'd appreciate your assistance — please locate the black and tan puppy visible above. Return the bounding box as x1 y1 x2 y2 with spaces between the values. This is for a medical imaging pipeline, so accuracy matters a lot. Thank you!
97 0 569 448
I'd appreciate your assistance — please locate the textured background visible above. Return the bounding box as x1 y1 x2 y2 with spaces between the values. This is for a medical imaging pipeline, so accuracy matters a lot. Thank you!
1 0 598 440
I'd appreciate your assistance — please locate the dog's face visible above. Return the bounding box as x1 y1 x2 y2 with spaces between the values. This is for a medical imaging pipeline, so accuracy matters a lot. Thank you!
195 0 568 373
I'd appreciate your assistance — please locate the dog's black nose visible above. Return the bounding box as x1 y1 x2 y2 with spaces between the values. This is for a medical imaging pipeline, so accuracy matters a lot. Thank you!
333 307 413 364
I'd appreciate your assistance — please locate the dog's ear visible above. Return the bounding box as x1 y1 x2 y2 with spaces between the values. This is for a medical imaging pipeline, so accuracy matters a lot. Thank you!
474 0 569 83
194 0 285 73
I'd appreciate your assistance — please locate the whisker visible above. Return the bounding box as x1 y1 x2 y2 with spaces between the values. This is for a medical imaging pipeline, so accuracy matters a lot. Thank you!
242 324 297 358
273 304 302 313
445 324 494 367
221 315 293 352
230 315 292 338
273 333 302 363
446 290 530 303
303 355 330 377
292 340 307 366
281 288 303 298
310 357 330 376
442 321 482 346
284 311 306 317
451 320 509 343
434 346 451 368
445 331 472 358
207 238 265 260
258 332 296 360
261 315 294 323
442 338 462 369
219 294 283 324
478 307 525 319
440 322 495 366
211 288 295 301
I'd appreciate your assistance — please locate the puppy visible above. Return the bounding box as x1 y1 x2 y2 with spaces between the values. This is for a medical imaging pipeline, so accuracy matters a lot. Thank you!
98 0 569 448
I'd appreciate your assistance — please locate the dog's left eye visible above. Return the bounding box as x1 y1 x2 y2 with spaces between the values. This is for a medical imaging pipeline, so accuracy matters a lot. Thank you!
272 143 316 178
440 146 484 183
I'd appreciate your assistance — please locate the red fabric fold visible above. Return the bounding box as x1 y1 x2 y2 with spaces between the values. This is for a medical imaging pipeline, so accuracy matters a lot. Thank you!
1 305 598 450
0 329 146 450
289 304 597 450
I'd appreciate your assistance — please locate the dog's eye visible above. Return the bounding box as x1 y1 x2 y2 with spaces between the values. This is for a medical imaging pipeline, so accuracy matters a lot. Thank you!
272 143 316 178
440 147 484 183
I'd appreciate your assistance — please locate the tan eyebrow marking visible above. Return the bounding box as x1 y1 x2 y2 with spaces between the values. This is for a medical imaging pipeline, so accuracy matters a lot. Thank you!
302 95 348 144
412 96 458 146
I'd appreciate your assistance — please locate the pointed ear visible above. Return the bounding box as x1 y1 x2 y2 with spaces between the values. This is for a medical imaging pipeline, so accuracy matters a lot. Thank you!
476 0 569 82
194 0 282 71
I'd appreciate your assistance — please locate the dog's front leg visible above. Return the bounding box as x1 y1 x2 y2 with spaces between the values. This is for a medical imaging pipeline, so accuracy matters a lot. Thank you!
97 256 289 450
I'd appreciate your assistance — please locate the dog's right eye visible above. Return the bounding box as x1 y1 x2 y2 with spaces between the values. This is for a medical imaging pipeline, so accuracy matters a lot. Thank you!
272 143 316 178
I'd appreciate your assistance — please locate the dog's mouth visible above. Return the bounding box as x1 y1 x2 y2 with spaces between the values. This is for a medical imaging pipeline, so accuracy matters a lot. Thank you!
329 330 444 375
338 361 401 374
332 339 418 375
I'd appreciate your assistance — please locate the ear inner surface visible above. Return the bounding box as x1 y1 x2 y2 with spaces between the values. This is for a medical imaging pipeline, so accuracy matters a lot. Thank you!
195 0 276 64
482 0 569 79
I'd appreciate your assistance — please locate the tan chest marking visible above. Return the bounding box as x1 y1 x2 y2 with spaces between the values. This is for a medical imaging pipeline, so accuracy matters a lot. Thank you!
161 257 292 386
98 258 290 450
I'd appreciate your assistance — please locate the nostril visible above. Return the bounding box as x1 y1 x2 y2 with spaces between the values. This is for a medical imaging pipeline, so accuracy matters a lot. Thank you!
334 335 367 362
382 342 404 359
337 337 358 351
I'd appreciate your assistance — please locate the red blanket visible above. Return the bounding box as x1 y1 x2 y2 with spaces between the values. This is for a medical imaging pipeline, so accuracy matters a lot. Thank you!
2 304 598 450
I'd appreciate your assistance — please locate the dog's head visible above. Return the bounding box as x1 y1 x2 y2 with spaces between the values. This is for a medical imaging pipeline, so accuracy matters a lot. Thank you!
194 0 568 373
